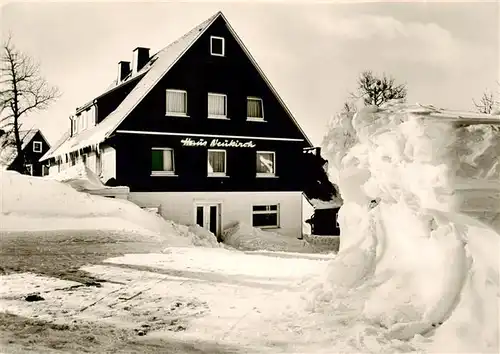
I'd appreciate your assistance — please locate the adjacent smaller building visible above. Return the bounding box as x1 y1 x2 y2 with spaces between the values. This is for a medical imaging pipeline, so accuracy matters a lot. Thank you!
0 129 51 176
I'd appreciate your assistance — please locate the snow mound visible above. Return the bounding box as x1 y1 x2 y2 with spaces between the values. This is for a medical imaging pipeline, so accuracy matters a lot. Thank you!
0 170 219 248
221 222 317 253
309 101 500 352
162 223 220 248
48 163 113 191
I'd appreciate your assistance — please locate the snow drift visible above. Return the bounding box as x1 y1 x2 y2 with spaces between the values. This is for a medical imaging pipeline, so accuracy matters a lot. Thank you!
48 163 116 191
0 170 220 248
221 222 321 253
310 100 499 352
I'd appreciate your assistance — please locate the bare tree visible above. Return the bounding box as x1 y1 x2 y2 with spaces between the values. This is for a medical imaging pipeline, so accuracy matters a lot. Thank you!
473 88 498 114
0 35 60 172
351 70 407 107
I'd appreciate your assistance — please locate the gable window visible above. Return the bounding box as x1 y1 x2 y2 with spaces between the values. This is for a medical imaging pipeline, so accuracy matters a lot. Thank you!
208 93 227 119
207 149 226 176
252 205 279 228
210 36 225 56
151 148 175 176
33 141 43 153
166 89 188 116
256 151 275 177
247 97 264 121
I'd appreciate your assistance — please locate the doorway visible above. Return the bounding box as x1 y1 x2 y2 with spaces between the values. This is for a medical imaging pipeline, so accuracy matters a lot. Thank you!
195 203 221 236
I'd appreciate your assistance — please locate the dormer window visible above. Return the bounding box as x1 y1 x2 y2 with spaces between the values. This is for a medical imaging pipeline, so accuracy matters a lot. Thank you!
210 36 225 57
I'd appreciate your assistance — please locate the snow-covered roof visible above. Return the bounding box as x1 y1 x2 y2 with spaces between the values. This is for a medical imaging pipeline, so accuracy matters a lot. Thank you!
41 12 220 161
41 11 314 161
0 129 46 168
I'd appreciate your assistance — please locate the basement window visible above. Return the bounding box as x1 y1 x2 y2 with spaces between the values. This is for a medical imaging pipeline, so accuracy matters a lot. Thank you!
252 205 280 228
210 36 225 57
33 141 42 153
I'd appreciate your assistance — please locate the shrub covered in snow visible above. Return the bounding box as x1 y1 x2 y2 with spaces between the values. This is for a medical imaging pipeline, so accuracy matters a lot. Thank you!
221 222 318 253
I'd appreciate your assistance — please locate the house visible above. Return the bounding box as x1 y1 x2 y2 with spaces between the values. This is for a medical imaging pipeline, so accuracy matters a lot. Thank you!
1 129 51 176
40 11 337 238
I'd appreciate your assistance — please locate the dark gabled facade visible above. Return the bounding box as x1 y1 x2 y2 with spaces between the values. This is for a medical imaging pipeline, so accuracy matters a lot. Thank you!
109 15 313 192
3 130 51 176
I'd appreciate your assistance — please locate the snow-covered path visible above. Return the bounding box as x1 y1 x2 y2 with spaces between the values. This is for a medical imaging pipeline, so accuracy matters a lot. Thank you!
0 246 430 353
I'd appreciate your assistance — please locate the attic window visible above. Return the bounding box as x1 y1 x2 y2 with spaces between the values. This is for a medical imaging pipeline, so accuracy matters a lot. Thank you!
33 141 42 153
210 36 225 57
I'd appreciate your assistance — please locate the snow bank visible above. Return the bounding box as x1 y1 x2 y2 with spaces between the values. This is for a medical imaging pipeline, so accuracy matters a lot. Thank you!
221 222 319 253
311 101 499 352
48 163 112 191
0 170 220 247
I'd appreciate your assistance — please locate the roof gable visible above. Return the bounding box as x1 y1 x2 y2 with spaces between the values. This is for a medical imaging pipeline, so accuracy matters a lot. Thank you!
0 129 49 168
41 11 313 160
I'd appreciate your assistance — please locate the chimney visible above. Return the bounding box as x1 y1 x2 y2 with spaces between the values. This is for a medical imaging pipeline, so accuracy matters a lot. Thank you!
132 47 150 74
117 61 131 83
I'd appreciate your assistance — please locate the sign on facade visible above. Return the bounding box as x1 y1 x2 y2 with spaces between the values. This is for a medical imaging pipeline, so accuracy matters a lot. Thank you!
181 137 256 148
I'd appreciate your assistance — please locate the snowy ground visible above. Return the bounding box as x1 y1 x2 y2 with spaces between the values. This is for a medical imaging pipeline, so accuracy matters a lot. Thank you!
0 231 337 353
0 240 429 354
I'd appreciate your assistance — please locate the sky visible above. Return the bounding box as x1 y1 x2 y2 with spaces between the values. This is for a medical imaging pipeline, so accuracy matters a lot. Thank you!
1 1 498 146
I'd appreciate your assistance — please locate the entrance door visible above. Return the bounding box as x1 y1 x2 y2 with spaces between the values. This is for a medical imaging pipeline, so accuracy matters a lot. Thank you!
195 203 220 235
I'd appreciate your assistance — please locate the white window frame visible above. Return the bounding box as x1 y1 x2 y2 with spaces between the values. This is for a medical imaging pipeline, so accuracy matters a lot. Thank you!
207 149 227 177
33 141 43 153
207 93 228 119
247 97 265 121
72 117 78 135
256 151 276 177
25 164 33 176
165 89 189 117
151 147 176 176
252 204 280 229
210 36 225 57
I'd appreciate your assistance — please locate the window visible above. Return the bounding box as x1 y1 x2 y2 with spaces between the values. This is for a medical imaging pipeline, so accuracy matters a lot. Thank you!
25 164 33 176
42 165 49 176
252 205 279 228
72 117 78 135
208 93 227 119
166 89 188 116
151 148 175 176
33 141 42 153
247 97 264 120
207 149 226 176
210 36 225 56
256 151 275 177
79 115 84 131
